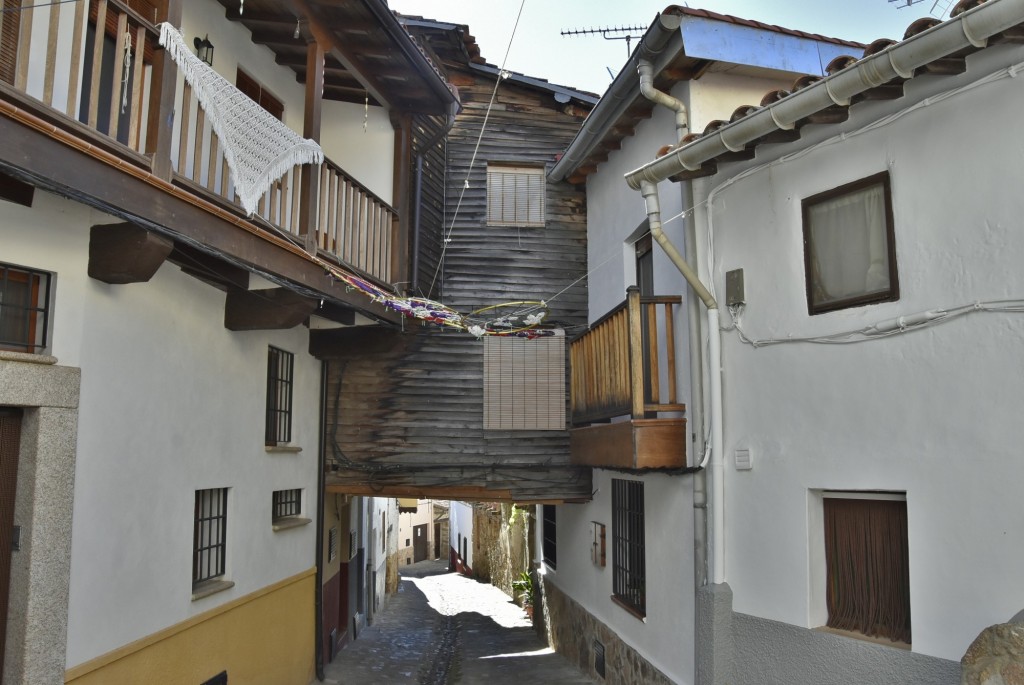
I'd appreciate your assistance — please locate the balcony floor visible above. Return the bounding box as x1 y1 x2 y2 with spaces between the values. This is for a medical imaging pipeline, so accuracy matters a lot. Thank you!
570 418 687 470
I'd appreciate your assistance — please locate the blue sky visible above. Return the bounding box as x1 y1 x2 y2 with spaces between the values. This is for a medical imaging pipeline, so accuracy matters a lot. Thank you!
388 0 943 94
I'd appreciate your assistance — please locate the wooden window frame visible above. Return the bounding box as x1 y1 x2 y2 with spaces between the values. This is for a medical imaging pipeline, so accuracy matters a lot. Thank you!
265 346 294 446
801 172 899 315
236 68 284 121
823 492 911 645
193 488 228 587
611 479 645 618
486 163 546 227
0 262 51 354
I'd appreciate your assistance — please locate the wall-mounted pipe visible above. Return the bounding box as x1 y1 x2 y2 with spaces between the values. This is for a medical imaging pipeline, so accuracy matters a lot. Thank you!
638 58 689 142
640 179 725 584
626 0 1024 188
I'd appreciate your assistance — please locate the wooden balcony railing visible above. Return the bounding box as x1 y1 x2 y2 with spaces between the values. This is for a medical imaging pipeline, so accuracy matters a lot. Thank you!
2 0 398 285
1 0 161 154
570 286 685 426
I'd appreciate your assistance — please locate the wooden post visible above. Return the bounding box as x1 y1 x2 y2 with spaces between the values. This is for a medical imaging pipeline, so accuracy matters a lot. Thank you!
146 0 182 180
626 286 645 419
299 37 324 255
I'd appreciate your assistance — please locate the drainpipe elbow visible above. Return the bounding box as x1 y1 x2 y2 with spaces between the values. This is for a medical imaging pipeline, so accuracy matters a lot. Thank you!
638 59 689 142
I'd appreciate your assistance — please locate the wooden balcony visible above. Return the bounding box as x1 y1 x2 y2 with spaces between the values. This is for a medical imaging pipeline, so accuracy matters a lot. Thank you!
0 0 410 295
570 286 687 470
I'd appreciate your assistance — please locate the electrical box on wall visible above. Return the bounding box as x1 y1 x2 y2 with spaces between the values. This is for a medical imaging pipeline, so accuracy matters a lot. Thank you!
726 268 745 307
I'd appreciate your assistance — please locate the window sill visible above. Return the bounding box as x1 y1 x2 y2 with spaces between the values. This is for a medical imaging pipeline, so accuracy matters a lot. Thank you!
191 579 234 601
272 517 311 532
0 350 57 365
265 445 302 454
610 594 646 622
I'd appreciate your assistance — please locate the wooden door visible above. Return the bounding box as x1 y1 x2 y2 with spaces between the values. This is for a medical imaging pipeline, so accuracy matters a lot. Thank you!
413 524 428 563
0 408 23 682
433 522 441 559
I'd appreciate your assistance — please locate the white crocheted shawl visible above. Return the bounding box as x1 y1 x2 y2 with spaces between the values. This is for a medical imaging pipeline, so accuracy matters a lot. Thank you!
158 23 323 216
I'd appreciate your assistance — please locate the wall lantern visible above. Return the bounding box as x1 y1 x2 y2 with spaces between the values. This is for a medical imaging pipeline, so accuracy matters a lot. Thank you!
193 35 214 67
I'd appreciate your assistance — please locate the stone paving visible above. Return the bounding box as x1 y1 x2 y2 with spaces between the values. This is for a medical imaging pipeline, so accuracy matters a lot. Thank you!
320 559 595 684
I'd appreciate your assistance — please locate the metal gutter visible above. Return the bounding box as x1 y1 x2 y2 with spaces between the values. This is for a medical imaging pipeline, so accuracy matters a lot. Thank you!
548 12 684 182
625 0 1024 189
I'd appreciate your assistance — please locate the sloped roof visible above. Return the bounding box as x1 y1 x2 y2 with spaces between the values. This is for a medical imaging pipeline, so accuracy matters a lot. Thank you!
549 6 864 184
626 0 1024 187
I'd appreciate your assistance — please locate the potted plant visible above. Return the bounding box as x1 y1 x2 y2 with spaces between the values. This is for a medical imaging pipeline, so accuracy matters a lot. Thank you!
512 570 534 618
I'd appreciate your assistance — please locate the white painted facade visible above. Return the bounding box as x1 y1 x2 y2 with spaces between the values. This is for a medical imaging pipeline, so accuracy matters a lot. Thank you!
1 191 321 668
686 39 1024 663
549 68 792 684
397 499 436 566
449 501 473 569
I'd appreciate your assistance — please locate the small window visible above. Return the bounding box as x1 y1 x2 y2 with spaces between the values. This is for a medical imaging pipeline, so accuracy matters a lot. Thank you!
0 263 51 354
612 479 645 617
272 489 301 522
542 504 557 569
824 494 910 644
236 69 284 120
483 334 565 431
193 488 228 586
487 164 545 227
327 526 338 562
265 347 294 445
802 172 898 315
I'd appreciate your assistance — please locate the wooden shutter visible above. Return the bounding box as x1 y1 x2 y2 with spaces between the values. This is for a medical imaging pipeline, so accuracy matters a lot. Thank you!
0 409 24 673
0 0 20 85
486 165 545 227
483 333 565 430
237 68 284 121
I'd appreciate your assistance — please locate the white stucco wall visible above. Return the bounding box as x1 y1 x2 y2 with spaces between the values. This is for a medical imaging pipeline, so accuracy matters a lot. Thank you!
694 42 1024 662
1 191 321 668
556 69 798 684
450 501 473 568
547 470 695 684
397 499 435 565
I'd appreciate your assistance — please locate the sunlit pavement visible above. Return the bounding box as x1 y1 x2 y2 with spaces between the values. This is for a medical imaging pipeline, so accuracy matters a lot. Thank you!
320 559 594 684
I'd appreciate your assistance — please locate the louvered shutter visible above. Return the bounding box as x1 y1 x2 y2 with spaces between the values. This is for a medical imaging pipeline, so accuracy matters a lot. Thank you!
0 0 20 86
486 164 546 227
483 333 565 430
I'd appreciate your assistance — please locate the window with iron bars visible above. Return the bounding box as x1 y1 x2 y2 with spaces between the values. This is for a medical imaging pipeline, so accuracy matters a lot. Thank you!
612 479 645 617
272 489 301 521
193 488 228 586
0 263 51 354
265 347 294 445
542 504 557 569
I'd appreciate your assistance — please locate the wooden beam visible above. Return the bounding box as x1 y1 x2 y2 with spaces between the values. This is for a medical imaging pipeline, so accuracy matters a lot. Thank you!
299 39 324 254
0 171 33 207
0 110 403 325
309 325 408 359
88 222 173 284
167 244 250 291
570 418 687 470
224 286 318 331
146 0 182 180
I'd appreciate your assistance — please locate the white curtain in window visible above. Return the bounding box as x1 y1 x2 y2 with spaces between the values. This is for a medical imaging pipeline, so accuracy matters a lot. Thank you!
808 183 889 304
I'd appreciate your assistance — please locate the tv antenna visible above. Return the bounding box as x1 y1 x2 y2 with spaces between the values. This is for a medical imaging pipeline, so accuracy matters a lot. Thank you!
561 25 647 58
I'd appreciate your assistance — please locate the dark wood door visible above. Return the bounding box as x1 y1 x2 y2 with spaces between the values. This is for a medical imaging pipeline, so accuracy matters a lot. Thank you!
413 524 428 563
433 522 441 559
0 408 23 683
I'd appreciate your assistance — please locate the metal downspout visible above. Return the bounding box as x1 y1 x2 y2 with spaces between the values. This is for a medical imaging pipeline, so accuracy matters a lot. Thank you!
637 58 689 142
639 180 725 585
314 359 328 681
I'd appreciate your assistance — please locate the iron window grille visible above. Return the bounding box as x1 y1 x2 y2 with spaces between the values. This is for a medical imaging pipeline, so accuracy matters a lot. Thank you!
272 489 301 521
327 526 338 562
193 488 228 586
265 346 294 445
542 504 557 569
612 479 645 616
0 263 51 354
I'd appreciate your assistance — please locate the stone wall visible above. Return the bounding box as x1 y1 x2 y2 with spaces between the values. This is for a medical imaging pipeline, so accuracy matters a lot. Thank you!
542 578 675 685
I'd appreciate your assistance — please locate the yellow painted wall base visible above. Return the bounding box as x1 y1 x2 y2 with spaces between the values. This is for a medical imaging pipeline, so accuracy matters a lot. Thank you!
65 569 316 685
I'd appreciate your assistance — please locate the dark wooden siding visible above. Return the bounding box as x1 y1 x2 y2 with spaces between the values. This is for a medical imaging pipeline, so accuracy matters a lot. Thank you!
411 113 448 297
322 65 592 503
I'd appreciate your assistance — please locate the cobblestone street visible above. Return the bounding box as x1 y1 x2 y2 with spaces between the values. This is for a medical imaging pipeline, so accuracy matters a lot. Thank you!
320 560 594 684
